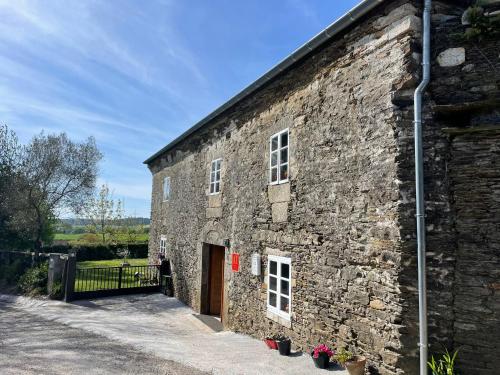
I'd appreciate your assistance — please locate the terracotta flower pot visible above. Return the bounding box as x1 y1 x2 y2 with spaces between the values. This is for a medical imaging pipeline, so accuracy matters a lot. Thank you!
345 356 366 375
264 338 278 350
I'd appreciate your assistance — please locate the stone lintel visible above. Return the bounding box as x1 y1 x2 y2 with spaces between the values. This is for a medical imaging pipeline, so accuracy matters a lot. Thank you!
264 247 291 258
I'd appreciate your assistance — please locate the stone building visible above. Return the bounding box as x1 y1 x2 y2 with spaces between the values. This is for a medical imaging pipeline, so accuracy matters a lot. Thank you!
145 0 500 373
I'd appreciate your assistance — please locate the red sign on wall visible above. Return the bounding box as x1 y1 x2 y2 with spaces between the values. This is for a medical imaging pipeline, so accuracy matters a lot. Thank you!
231 253 240 272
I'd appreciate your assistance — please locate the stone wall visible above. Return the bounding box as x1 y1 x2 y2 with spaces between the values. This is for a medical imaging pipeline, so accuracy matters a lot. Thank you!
394 1 500 373
147 0 500 374
148 1 421 373
450 132 500 375
430 2 500 373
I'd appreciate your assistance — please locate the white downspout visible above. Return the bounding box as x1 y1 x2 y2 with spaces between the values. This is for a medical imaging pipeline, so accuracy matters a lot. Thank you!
414 0 431 374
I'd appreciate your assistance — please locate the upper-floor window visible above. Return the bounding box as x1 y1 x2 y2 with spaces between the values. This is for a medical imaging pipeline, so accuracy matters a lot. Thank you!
210 158 222 194
163 176 171 201
269 129 289 185
267 255 291 320
160 236 166 254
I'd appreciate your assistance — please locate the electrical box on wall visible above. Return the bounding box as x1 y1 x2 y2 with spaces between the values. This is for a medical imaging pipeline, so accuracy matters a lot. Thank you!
251 253 261 276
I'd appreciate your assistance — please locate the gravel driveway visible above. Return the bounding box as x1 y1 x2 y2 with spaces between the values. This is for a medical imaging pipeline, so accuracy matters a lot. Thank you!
0 294 347 374
0 305 207 375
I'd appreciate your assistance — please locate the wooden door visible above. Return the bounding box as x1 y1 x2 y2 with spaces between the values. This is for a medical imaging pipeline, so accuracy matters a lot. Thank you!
208 245 225 316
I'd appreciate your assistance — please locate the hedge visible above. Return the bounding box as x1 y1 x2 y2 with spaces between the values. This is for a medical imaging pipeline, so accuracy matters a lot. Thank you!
42 243 148 261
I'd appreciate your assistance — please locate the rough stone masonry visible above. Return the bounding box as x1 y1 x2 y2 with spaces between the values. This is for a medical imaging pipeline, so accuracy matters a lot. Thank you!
146 1 500 374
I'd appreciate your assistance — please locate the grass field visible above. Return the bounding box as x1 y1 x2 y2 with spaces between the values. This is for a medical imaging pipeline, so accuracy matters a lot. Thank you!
75 258 156 292
77 258 149 268
53 233 149 243
54 233 85 241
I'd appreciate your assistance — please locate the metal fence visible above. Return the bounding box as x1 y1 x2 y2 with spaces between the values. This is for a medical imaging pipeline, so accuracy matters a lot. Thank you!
72 265 161 300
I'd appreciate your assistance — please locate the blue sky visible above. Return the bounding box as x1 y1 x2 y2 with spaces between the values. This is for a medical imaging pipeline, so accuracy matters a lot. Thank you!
0 0 359 218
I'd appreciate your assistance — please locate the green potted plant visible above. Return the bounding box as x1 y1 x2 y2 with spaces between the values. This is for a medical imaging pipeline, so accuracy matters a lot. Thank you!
275 334 291 356
335 348 353 366
336 348 366 375
311 344 334 369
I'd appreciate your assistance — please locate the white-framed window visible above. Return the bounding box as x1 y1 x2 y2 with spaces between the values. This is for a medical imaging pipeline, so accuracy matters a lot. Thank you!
163 176 171 201
159 236 166 254
267 255 291 320
210 158 222 194
269 129 289 185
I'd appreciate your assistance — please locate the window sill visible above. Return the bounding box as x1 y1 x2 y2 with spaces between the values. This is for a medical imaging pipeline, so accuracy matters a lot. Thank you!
269 179 289 186
266 310 291 328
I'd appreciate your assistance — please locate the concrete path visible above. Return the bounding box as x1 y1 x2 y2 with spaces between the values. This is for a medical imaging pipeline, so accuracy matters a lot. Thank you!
0 294 348 375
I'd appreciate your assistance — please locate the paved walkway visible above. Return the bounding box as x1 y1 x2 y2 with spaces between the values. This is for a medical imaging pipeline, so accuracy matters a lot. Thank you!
0 294 347 375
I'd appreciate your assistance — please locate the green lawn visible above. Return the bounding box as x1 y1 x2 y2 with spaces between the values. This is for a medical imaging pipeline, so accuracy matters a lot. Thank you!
75 258 156 292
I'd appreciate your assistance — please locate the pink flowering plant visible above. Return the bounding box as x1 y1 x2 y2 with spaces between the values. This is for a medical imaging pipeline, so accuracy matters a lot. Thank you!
312 344 335 358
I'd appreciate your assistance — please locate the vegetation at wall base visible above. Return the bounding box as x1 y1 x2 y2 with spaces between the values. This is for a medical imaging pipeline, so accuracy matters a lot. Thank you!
428 348 459 375
48 281 64 300
17 262 48 296
0 252 33 287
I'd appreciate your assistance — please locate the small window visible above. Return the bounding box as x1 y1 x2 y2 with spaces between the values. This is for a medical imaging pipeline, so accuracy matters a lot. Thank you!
210 159 222 194
267 255 291 320
269 129 289 185
159 236 166 254
163 176 171 201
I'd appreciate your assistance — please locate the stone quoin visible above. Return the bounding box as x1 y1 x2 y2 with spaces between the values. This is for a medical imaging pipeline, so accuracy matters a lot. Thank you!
145 1 500 374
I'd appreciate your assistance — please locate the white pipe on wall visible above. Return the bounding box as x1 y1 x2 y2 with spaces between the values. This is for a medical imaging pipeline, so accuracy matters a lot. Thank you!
413 0 432 374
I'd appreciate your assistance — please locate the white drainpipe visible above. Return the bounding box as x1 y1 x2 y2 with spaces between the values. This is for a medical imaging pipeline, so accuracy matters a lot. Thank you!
413 0 431 374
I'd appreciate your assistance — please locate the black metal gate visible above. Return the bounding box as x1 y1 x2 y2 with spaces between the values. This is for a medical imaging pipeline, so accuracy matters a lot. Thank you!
71 264 161 300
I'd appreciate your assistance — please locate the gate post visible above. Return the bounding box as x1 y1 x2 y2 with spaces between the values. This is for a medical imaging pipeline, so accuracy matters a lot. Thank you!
64 255 76 302
48 254 65 298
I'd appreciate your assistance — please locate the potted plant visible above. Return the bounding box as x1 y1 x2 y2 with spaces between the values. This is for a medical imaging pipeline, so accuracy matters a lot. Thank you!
311 344 334 369
336 348 366 375
275 334 291 356
264 334 278 350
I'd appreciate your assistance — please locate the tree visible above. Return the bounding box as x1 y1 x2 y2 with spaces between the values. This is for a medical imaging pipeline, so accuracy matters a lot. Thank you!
0 126 102 252
19 130 102 251
122 214 144 245
84 184 122 244
0 125 30 249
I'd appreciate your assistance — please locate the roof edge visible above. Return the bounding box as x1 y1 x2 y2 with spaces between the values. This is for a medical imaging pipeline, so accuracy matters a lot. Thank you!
144 0 386 165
